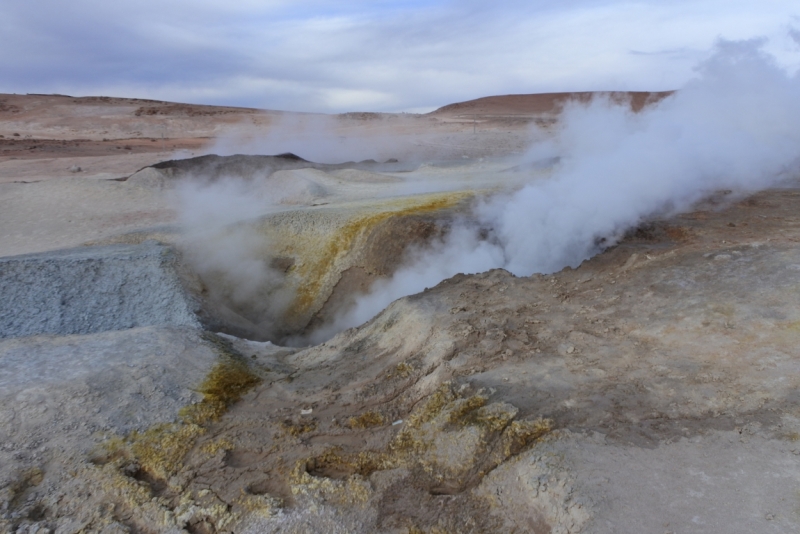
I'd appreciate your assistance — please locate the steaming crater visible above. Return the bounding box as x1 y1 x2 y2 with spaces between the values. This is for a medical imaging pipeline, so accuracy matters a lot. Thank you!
138 153 538 345
186 190 477 343
10 38 794 349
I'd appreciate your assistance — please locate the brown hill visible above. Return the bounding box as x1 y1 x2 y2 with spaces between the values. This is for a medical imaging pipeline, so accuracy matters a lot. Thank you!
430 91 675 117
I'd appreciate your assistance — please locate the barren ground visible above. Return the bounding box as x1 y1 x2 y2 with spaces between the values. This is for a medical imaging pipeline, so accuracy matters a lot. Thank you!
1 92 799 534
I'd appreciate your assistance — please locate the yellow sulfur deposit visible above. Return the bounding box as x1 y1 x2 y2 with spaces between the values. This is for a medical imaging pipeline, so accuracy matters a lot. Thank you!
263 190 475 330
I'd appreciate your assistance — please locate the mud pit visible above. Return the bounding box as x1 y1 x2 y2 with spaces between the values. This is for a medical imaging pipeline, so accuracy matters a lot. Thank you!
2 92 800 533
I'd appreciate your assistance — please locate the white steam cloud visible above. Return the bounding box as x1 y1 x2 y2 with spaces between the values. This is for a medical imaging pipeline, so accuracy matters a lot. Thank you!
211 113 421 164
174 178 293 340
308 37 800 343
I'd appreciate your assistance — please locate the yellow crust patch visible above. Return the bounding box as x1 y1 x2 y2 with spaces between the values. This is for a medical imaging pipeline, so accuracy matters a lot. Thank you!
281 191 474 322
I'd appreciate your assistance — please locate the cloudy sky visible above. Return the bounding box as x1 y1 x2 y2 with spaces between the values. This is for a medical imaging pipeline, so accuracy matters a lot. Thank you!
1 0 798 113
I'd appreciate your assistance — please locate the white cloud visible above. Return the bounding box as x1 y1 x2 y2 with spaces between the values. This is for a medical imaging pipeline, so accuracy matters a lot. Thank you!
0 0 798 112
319 88 396 110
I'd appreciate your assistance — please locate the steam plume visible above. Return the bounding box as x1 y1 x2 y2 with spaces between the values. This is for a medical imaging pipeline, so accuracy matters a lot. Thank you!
309 37 800 342
174 178 293 340
211 113 419 164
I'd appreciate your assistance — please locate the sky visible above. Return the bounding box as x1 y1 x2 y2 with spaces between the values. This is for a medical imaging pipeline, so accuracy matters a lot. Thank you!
1 0 798 113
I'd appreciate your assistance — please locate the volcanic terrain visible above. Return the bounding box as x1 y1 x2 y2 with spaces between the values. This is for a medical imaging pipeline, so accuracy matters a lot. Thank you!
1 91 799 534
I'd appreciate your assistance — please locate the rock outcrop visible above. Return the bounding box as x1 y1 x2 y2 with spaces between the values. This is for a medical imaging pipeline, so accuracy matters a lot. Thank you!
0 242 199 339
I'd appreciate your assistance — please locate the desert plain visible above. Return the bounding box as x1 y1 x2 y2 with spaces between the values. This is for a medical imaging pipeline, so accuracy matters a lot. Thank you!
1 91 800 534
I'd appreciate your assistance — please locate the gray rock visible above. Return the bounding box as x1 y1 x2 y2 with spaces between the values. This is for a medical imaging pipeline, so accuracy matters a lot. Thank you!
0 243 199 339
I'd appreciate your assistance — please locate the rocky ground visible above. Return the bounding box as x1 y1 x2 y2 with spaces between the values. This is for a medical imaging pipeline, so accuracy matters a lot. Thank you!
1 93 799 533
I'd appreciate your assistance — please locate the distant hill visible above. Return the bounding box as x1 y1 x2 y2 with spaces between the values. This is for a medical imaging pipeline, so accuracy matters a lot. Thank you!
430 91 675 117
